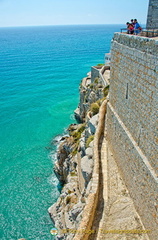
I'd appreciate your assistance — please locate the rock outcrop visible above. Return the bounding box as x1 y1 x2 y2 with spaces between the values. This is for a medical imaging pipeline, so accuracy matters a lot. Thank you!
48 68 108 240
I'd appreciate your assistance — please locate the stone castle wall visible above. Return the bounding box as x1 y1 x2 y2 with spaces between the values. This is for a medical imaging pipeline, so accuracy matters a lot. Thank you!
106 33 158 239
146 0 158 29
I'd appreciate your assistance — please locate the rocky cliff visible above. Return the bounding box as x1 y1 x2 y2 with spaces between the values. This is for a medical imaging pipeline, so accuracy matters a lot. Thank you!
48 69 109 240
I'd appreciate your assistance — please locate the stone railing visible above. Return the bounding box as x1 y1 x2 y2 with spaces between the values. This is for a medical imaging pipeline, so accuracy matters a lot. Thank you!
112 32 158 56
73 100 107 240
120 27 158 37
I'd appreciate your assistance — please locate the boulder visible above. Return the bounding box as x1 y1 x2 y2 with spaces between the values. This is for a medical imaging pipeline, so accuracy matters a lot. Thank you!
74 107 82 123
79 137 86 157
70 202 84 221
81 156 94 185
89 140 94 148
89 91 97 103
64 211 75 230
88 114 99 135
85 147 93 159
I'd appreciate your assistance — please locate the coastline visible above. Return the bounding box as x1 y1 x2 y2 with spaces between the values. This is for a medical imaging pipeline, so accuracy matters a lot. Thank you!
48 65 110 239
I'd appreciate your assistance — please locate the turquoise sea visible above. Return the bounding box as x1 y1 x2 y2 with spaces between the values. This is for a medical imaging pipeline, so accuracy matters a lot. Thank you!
0 24 123 240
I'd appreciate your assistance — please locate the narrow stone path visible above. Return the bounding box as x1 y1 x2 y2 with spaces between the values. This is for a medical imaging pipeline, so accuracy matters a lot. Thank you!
89 129 150 240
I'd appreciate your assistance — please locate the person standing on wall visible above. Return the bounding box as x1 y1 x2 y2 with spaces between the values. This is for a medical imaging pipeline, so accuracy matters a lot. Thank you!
126 22 134 34
131 19 135 27
134 19 142 34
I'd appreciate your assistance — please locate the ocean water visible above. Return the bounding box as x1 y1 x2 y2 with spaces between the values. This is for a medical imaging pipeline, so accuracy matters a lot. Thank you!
0 24 123 240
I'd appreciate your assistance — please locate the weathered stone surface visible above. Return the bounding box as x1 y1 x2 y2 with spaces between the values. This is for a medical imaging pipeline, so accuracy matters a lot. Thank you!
89 91 97 103
85 147 93 159
70 202 84 221
79 137 86 157
147 0 158 29
89 140 94 148
88 114 99 135
81 156 94 185
74 107 81 123
53 135 78 184
64 211 75 229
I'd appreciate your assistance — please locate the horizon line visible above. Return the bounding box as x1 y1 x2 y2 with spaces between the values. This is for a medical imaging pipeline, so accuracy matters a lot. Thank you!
0 23 146 28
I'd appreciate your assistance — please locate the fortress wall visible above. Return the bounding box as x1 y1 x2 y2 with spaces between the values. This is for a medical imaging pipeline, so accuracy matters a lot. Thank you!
146 0 158 29
106 33 158 239
109 33 158 173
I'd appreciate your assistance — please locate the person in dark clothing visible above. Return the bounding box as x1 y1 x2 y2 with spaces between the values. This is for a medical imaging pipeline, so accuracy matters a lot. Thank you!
131 19 135 26
134 19 142 34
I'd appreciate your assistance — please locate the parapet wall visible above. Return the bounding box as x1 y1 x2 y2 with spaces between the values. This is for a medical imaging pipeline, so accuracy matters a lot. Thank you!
109 33 158 173
74 100 107 240
107 33 158 239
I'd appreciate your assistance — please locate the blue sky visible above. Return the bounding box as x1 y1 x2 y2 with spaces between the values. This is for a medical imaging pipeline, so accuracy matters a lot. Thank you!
0 0 149 27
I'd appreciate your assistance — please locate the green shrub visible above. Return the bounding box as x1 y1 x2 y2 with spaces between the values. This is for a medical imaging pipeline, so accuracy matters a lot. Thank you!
71 124 85 143
70 171 77 177
90 102 100 115
97 63 104 66
103 85 109 97
100 97 107 103
68 124 77 136
89 83 94 89
96 97 107 107
71 140 79 156
94 77 99 84
86 135 94 148
71 131 81 141
71 148 78 156
78 123 86 133
96 99 101 106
